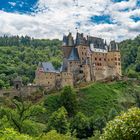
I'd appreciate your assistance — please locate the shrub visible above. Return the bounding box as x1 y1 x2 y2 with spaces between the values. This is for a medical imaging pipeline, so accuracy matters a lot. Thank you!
101 107 140 140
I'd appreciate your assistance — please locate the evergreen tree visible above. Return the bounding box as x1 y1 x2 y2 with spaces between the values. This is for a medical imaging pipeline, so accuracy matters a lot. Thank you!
60 86 77 117
70 112 90 139
46 107 69 134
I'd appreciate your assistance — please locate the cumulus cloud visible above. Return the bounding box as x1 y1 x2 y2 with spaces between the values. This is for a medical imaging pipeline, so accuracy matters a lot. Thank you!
0 0 139 41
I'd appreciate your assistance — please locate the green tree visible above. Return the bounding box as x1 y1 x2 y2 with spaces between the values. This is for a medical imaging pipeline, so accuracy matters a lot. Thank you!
101 107 140 140
0 128 33 140
70 112 90 139
60 86 77 117
0 79 4 89
46 107 69 134
107 108 118 121
90 116 106 134
39 130 76 140
0 98 45 136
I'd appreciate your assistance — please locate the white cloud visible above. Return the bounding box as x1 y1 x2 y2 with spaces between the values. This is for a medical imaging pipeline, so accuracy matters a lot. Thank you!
8 2 16 7
0 0 139 42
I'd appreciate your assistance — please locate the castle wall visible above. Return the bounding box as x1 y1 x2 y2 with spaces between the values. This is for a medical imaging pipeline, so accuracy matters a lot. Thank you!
61 72 73 87
35 70 56 90
107 51 122 76
68 61 81 84
90 51 122 80
76 45 89 63
82 64 91 82
0 86 42 98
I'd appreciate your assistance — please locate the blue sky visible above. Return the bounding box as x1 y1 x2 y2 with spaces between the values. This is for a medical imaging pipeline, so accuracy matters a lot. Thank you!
0 0 139 41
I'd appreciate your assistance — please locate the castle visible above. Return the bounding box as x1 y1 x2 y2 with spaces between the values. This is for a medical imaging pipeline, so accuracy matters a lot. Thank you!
35 32 122 90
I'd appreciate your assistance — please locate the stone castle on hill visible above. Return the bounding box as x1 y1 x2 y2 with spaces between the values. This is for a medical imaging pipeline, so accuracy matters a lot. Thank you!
35 32 122 90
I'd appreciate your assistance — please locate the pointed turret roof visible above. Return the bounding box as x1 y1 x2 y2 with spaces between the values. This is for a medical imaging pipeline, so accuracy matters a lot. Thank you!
68 47 80 61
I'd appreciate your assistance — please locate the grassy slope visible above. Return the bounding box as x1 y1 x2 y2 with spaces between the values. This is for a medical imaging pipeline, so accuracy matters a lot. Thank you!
77 81 137 117
44 81 139 118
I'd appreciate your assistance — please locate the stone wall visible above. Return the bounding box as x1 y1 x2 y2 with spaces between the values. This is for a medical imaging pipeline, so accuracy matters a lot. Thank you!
0 85 46 98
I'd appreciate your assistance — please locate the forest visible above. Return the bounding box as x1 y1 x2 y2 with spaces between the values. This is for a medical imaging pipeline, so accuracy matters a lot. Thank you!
0 35 140 139
0 35 62 88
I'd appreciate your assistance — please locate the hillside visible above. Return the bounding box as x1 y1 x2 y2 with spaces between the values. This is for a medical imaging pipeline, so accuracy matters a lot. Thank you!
0 36 62 88
120 35 140 78
44 81 140 118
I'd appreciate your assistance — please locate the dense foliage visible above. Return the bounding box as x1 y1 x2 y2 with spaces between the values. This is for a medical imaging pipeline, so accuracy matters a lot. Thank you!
120 35 140 78
0 128 33 140
46 107 69 134
0 98 45 136
0 35 140 139
100 107 140 140
0 35 62 88
60 86 78 117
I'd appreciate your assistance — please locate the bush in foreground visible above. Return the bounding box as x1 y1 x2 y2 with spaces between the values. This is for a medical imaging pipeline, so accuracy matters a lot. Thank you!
100 107 140 140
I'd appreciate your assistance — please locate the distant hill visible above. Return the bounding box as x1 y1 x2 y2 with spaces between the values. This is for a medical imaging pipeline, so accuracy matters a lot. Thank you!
0 36 62 88
120 35 140 78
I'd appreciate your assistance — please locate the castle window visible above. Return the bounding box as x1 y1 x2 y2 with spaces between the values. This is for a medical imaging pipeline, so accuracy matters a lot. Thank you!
99 58 101 61
118 58 120 61
118 63 120 65
111 58 113 61
79 70 83 74
115 57 117 61
115 62 117 65
104 58 106 61
95 57 97 60
82 52 84 55
108 59 110 61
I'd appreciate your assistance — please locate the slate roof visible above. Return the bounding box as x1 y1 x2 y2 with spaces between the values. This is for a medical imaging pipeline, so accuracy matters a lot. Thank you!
68 47 80 61
41 62 60 73
87 36 106 49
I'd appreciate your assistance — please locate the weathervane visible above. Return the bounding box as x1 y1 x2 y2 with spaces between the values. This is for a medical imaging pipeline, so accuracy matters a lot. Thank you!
73 0 78 6
75 27 79 33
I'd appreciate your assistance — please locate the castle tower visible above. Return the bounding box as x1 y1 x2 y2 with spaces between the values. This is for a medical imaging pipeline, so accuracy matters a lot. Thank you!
62 33 74 59
107 41 122 77
13 76 22 90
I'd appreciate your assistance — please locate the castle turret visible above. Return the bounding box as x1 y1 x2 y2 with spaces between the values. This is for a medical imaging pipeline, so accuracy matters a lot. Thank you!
109 41 119 51
76 32 87 46
62 35 67 46
67 32 74 46
62 33 74 59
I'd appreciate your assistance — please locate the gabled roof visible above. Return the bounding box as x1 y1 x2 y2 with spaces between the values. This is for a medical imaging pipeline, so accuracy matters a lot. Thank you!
68 47 80 61
41 62 60 73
